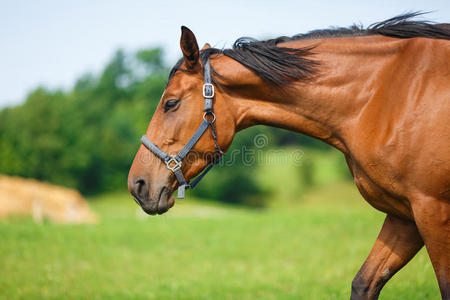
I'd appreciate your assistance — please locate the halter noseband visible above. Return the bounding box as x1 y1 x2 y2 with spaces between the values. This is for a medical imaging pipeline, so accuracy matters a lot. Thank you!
140 59 224 199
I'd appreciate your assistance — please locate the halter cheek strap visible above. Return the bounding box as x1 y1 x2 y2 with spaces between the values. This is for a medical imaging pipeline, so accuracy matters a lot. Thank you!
140 58 223 199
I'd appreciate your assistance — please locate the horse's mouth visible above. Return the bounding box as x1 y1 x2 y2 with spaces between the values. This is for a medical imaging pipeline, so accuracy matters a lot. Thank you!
134 186 175 215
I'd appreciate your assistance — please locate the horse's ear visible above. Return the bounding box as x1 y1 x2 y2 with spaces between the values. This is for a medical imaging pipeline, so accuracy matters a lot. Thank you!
180 26 199 70
201 43 211 50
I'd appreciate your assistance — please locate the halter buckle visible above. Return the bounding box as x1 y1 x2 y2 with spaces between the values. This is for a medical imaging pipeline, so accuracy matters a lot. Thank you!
165 156 182 172
203 83 214 99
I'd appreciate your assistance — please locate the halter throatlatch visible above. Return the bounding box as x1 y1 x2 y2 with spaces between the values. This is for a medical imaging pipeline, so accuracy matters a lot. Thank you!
140 59 224 199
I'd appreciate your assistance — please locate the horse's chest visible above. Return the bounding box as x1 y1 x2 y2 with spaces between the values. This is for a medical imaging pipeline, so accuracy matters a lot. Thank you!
346 157 413 220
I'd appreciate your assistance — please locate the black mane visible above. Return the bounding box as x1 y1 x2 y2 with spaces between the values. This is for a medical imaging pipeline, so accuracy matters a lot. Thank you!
169 12 450 86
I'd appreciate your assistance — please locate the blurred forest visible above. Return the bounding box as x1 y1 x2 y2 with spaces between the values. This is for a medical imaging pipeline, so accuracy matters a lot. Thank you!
0 48 351 206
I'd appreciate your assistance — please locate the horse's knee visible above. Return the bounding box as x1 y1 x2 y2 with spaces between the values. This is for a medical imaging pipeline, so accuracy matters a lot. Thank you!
351 273 370 300
351 271 386 300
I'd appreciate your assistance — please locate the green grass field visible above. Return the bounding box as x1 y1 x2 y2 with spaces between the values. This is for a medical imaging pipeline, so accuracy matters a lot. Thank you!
0 182 439 299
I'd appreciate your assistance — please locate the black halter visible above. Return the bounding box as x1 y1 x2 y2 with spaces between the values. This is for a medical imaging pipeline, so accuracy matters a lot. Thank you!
140 59 224 199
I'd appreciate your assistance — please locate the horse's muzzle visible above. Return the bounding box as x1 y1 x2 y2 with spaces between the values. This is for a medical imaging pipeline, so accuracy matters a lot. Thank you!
129 178 174 215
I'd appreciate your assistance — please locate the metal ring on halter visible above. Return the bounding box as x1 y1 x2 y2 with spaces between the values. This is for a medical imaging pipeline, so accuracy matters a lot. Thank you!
203 111 216 123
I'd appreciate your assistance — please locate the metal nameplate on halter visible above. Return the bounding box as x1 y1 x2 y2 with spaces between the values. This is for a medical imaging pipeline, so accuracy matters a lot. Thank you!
203 83 214 98
165 156 182 172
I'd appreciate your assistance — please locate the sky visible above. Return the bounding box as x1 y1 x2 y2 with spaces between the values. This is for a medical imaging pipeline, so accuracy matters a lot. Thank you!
1 0 449 107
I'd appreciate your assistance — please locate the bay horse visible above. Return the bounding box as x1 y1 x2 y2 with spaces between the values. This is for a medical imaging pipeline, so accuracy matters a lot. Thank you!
128 13 450 299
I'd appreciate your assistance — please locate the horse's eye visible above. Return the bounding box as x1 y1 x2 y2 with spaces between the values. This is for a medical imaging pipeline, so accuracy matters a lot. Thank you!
164 99 180 112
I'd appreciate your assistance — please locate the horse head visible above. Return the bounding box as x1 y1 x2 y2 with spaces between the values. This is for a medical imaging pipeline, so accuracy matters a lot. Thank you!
128 27 236 214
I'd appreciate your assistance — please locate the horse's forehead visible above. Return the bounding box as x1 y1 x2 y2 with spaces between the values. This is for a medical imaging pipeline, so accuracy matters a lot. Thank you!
165 71 201 96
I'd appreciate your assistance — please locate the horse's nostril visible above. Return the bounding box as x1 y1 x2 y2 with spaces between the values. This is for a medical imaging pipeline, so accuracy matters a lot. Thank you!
136 179 144 194
133 178 149 199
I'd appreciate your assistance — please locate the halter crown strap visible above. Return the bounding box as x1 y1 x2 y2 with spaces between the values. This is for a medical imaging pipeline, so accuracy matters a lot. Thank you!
203 59 214 111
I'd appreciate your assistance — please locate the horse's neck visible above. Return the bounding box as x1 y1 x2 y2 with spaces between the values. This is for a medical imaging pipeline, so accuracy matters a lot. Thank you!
226 35 409 153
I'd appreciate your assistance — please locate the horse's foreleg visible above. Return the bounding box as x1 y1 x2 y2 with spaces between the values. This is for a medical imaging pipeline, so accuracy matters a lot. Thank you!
411 196 449 299
350 214 423 300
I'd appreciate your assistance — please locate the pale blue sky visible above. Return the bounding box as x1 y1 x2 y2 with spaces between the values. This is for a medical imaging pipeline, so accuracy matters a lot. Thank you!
1 0 448 107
